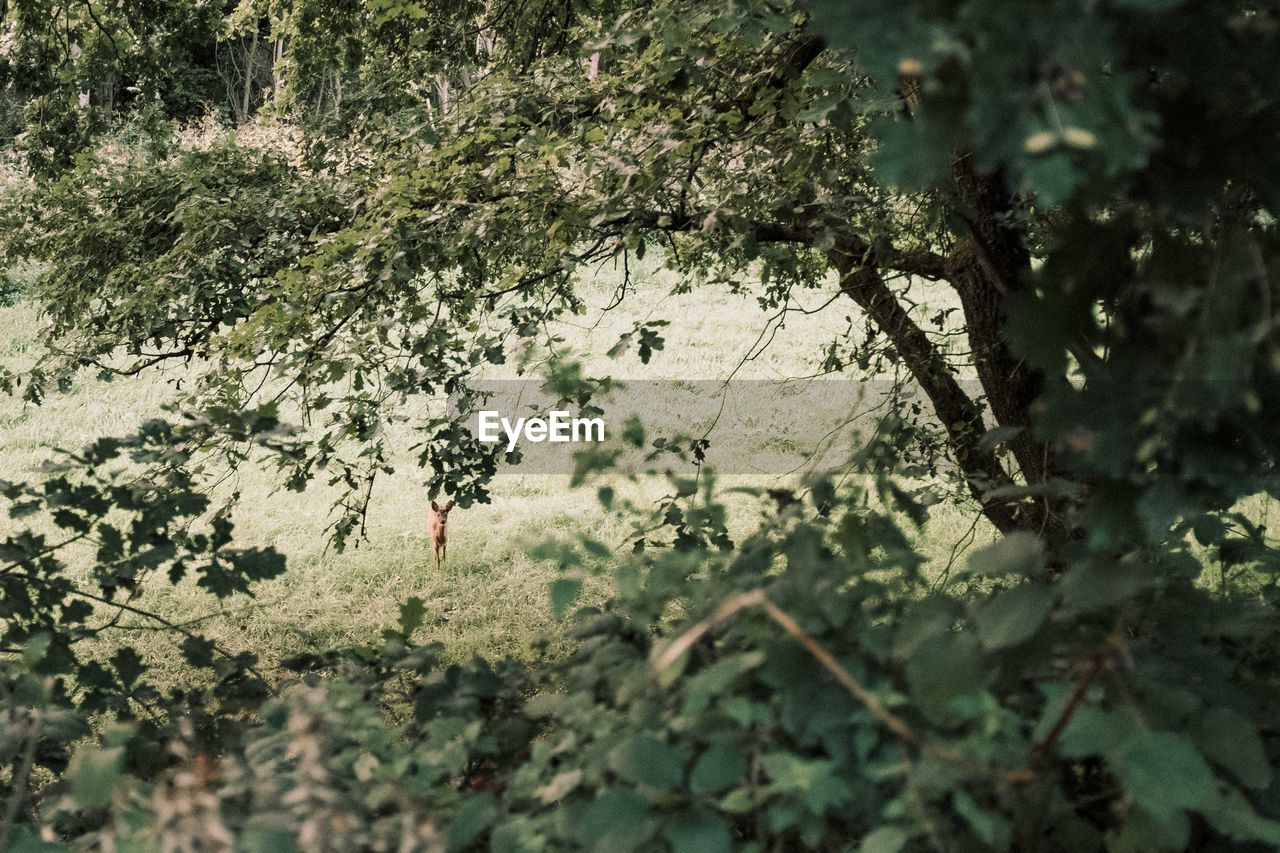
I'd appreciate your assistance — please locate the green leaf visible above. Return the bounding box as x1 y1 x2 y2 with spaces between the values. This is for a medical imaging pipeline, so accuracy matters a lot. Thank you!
689 744 747 795
607 735 685 790
1059 705 1143 759
683 651 765 711
448 792 497 849
966 532 1044 578
905 633 986 725
952 789 1011 849
719 787 757 814
1108 806 1189 853
973 583 1055 650
760 753 849 812
1058 561 1158 612
1114 731 1217 826
1196 708 1271 790
490 818 545 853
661 809 731 853
578 789 654 853
1202 785 1280 846
892 597 961 660
68 745 124 809
859 825 911 853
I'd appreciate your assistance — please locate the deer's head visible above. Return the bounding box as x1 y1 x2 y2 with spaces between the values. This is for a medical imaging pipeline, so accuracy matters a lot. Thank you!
431 499 456 524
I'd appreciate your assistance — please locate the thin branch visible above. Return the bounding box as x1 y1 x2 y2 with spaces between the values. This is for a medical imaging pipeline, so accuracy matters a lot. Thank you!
619 210 950 281
830 240 1022 533
7 570 273 691
1030 628 1124 763
78 0 118 58
0 530 93 577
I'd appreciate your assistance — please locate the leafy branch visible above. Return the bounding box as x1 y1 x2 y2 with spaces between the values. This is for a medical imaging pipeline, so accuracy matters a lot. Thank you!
652 589 1037 784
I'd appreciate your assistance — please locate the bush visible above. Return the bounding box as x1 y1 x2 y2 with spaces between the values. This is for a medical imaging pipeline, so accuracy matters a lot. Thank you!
0 259 48 305
4 447 1280 851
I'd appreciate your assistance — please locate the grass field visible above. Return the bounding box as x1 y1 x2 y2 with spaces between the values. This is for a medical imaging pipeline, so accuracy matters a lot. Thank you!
0 258 996 681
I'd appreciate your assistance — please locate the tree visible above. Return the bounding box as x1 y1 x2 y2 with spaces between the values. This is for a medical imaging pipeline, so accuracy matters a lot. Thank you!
1 0 225 171
5 0 1280 849
25 0 1279 546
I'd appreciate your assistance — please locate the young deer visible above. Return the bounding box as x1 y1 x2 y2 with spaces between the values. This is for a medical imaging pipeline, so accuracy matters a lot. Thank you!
428 499 455 569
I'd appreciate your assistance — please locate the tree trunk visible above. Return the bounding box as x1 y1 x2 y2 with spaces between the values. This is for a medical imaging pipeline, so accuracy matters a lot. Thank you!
241 32 257 122
273 37 284 101
948 158 1073 542
886 63 1074 540
830 241 1025 535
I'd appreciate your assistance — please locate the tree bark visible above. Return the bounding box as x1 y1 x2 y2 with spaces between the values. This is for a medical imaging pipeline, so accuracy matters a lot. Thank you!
947 158 1072 540
631 203 1045 534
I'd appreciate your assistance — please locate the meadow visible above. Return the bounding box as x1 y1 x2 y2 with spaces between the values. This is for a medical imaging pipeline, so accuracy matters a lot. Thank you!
0 258 993 681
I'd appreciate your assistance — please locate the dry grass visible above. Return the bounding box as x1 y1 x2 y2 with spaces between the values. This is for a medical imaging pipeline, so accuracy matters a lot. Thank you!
0 257 994 681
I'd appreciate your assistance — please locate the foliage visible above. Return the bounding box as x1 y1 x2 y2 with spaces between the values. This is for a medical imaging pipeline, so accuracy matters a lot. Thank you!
0 261 40 307
1 0 225 173
2 0 1280 850
7 463 1280 850
9 144 344 395
0 416 288 849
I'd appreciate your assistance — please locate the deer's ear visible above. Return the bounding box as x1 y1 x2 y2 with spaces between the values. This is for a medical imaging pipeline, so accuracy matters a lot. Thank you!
431 500 440 512
446 500 456 510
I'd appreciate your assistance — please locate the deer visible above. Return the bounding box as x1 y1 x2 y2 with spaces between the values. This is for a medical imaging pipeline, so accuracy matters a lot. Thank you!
428 499 456 569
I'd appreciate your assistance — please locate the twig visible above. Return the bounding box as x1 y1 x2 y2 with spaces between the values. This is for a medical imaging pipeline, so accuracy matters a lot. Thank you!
932 510 984 592
70 586 275 692
1029 629 1122 764
650 590 767 673
757 595 922 747
0 530 93 577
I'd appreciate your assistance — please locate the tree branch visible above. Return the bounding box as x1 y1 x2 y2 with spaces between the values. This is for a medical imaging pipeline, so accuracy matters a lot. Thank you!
1030 626 1125 764
622 210 950 281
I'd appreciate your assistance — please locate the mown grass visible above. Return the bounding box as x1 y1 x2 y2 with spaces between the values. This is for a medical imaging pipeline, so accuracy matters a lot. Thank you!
0 258 995 682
